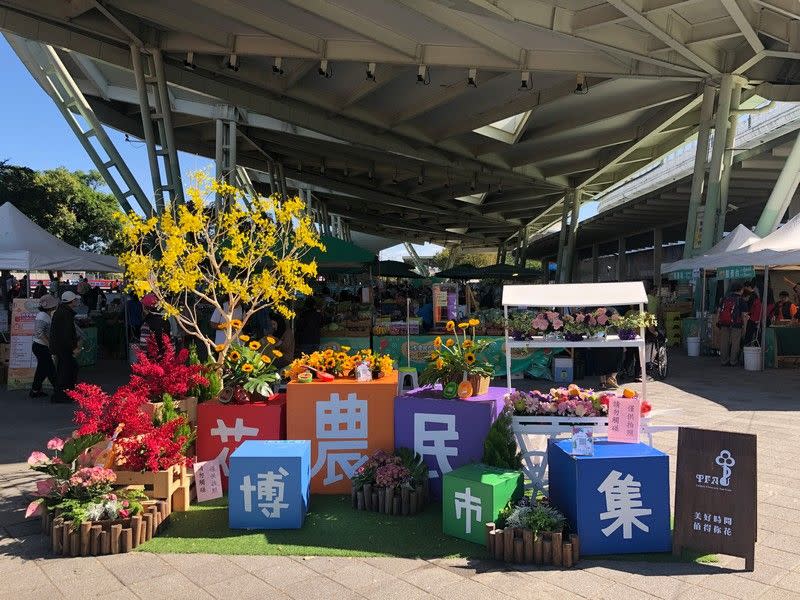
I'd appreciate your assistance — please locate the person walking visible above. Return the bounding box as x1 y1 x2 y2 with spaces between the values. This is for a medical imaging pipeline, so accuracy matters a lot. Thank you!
716 283 749 367
29 295 58 398
50 291 81 403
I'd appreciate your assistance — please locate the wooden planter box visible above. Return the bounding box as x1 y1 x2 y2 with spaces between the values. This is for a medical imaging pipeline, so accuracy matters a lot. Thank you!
486 523 580 567
351 479 429 516
42 500 168 557
114 463 190 514
141 396 198 426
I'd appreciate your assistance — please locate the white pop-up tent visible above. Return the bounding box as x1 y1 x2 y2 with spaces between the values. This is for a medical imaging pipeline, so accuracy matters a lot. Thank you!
0 202 119 272
698 213 800 270
661 224 761 274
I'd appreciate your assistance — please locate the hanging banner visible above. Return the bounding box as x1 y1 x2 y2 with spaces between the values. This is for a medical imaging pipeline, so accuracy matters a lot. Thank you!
670 270 695 282
672 427 756 570
8 298 39 390
717 265 755 280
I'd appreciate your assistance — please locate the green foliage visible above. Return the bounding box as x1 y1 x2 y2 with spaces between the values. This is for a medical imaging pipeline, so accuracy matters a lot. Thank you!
395 447 428 488
187 343 222 402
153 393 195 455
482 412 522 471
0 163 123 254
507 504 566 534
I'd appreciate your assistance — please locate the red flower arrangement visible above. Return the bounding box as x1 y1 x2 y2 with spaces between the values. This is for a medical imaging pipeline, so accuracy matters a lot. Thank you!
129 335 208 401
113 418 190 472
70 384 152 439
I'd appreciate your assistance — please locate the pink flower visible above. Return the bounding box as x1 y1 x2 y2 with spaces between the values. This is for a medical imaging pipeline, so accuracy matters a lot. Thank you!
118 509 130 518
25 499 43 519
35 479 55 496
122 500 129 508
597 313 608 326
576 313 585 323
27 451 49 466
551 318 563 331
46 437 65 451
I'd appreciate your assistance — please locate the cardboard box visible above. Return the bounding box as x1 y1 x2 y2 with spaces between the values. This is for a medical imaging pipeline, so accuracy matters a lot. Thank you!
553 357 574 384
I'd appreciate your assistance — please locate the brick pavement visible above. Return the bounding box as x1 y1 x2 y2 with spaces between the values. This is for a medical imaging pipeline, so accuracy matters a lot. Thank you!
1 354 799 600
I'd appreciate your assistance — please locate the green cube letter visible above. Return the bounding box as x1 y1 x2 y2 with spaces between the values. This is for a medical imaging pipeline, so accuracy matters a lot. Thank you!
442 463 523 545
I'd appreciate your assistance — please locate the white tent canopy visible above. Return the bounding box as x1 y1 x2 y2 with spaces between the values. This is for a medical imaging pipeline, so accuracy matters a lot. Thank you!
502 281 647 308
698 213 800 270
661 225 761 274
0 202 120 272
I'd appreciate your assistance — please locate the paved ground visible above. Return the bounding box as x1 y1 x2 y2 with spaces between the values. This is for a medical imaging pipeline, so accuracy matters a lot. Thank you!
1 354 800 600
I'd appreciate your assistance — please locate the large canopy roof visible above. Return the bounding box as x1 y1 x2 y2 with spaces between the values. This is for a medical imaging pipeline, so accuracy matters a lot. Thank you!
2 0 800 247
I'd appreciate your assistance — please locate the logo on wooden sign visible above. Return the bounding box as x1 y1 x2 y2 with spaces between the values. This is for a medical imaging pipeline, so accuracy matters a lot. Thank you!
672 428 756 571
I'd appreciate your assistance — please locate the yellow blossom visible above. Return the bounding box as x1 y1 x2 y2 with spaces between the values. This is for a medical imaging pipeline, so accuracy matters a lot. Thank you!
433 336 442 349
446 321 455 332
249 341 261 351
239 335 250 342
273 350 283 358
241 363 254 373
445 338 455 347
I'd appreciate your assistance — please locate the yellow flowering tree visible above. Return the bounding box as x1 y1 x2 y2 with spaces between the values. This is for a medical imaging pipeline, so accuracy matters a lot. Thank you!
118 172 324 362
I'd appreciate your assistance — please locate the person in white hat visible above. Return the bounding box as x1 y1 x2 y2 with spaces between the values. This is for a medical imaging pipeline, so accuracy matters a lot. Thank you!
29 295 58 398
49 291 81 403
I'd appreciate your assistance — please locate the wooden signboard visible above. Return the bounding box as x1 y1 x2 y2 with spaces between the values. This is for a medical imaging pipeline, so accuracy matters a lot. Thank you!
672 427 757 570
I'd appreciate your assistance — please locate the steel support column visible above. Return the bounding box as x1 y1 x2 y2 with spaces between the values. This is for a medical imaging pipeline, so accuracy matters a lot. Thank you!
565 188 581 282
555 191 573 283
700 75 735 252
755 128 800 235
653 228 663 287
684 84 716 258
716 82 742 243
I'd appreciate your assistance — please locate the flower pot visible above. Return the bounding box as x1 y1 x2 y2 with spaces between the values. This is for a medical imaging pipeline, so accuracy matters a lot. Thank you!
511 330 526 341
467 374 491 397
564 333 584 342
617 329 637 341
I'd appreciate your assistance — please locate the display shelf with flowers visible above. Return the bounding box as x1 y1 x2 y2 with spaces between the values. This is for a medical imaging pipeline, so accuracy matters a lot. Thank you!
418 319 495 396
505 385 654 490
284 347 395 382
615 311 658 340
214 334 283 403
507 311 535 341
487 496 579 567
24 434 167 556
69 382 193 513
350 448 429 516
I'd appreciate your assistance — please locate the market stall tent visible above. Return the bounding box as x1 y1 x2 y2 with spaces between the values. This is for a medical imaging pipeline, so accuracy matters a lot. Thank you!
698 213 800 270
0 202 119 271
305 235 373 270
660 224 761 274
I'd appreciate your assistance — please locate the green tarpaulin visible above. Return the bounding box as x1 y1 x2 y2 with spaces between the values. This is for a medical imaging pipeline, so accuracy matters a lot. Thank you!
306 236 374 269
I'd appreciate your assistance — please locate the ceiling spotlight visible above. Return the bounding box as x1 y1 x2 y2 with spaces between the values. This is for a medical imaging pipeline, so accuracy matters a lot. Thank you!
519 71 532 90
226 53 239 72
417 64 430 85
467 67 478 87
272 57 284 75
366 62 377 81
318 59 332 78
183 51 195 71
574 73 589 95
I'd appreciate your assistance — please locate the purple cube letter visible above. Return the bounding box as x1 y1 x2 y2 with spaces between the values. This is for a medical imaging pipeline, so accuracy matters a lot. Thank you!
394 386 506 499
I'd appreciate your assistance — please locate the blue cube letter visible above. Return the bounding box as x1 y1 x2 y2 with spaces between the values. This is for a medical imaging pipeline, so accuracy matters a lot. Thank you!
229 440 311 529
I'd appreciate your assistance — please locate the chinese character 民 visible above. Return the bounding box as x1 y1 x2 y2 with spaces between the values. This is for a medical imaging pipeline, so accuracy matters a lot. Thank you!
312 393 369 485
454 487 482 534
597 470 652 539
240 468 290 518
413 413 458 479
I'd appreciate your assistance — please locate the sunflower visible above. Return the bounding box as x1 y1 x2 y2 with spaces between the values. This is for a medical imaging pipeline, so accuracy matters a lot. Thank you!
336 352 346 361
430 351 439 360
261 355 272 364
325 357 336 368
469 318 480 327
266 336 277 345
433 336 442 349
273 350 283 358
228 350 240 361
215 322 227 330
230 319 243 329
458 322 469 329
241 363 254 373
446 320 455 332
239 334 251 342
435 358 444 370
214 343 225 352
462 339 474 349
323 349 334 358
445 338 455 347
249 341 261 351
465 352 476 365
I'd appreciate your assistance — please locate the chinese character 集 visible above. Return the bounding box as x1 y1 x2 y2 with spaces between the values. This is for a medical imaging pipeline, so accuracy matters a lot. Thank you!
240 468 290 518
414 413 459 479
312 393 369 485
454 487 482 534
597 470 652 539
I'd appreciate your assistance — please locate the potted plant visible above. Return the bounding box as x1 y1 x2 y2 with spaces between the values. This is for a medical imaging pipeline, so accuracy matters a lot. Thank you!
562 314 586 342
419 319 494 396
507 311 534 341
351 448 428 516
616 311 657 341
217 335 282 403
284 348 394 381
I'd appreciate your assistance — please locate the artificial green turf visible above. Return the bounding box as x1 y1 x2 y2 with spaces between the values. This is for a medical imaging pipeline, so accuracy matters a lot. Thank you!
139 495 715 563
139 495 490 558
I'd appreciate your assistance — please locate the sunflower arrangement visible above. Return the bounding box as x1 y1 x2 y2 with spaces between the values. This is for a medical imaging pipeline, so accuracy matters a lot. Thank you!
419 318 495 387
285 348 395 381
216 330 282 399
